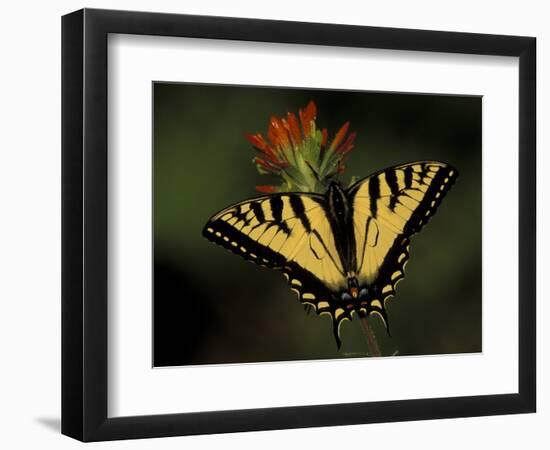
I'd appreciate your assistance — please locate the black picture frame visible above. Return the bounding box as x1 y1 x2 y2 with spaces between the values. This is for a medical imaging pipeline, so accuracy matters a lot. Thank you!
62 8 536 442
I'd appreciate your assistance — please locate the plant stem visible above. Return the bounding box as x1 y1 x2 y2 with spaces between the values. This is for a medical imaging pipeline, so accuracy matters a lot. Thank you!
359 316 381 357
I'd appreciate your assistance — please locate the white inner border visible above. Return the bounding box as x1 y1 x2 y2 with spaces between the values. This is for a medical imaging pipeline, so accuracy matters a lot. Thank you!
108 34 519 417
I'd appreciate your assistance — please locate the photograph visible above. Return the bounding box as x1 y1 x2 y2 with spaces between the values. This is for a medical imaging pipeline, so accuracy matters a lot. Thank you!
153 83 482 366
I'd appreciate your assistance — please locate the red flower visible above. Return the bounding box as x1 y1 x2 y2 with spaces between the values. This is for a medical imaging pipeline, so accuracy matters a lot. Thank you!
246 101 357 193
299 101 317 138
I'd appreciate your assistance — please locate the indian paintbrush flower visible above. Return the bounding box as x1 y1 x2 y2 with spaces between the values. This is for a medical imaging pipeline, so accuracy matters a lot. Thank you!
241 100 387 356
245 101 357 194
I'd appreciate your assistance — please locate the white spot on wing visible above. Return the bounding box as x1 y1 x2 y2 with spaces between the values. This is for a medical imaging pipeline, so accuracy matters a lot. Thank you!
371 299 382 309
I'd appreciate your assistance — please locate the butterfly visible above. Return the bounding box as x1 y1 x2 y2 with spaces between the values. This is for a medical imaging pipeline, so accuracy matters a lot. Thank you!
203 161 457 348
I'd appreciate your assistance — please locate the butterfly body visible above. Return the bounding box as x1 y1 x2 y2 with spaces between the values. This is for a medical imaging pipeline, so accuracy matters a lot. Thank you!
325 181 367 301
203 161 457 348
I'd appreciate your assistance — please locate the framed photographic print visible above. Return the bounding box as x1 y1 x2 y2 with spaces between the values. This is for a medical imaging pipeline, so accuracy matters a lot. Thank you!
62 8 536 442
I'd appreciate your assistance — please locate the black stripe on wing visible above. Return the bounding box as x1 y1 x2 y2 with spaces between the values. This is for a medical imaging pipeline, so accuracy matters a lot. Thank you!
368 174 380 217
289 195 312 232
270 196 291 234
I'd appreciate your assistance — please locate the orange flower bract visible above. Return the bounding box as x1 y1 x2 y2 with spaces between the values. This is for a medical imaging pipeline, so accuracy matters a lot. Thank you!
246 101 357 193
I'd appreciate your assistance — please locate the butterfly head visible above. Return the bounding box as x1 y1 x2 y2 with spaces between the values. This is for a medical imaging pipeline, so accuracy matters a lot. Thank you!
327 179 344 192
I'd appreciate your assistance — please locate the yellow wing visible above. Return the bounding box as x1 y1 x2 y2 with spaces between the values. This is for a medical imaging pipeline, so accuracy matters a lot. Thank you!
202 193 347 317
349 161 458 325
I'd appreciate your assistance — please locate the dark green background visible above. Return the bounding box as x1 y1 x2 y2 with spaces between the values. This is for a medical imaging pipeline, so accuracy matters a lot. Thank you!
153 83 482 366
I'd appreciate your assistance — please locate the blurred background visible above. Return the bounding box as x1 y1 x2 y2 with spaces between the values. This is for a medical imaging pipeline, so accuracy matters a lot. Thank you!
153 82 481 366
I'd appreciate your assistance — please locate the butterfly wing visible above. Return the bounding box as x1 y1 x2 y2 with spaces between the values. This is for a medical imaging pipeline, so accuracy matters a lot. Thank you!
348 161 458 328
203 193 349 341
